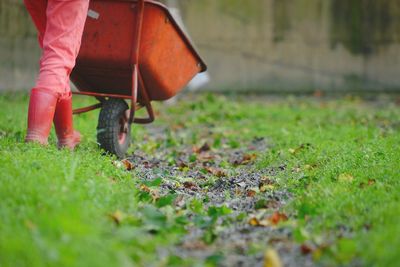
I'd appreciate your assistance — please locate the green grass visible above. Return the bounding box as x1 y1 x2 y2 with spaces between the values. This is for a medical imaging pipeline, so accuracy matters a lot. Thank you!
0 93 399 267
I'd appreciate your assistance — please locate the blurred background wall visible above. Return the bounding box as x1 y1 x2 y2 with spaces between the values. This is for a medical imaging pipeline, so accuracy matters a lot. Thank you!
1 0 400 93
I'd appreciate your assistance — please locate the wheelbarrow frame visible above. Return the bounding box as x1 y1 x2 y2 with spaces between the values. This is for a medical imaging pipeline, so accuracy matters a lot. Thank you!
72 0 205 126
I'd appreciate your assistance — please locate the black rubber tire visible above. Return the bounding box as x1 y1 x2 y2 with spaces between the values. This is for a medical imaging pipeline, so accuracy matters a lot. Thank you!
97 98 131 158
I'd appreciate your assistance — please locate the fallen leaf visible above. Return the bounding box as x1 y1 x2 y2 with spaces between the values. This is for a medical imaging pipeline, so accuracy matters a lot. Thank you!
181 240 208 250
269 212 289 225
300 243 314 255
359 179 376 188
293 167 302 173
151 189 160 201
288 143 312 155
260 184 275 192
231 153 257 165
140 184 151 193
205 167 227 177
234 187 243 196
259 177 275 192
249 217 261 226
177 160 188 168
248 217 271 227
183 181 198 191
255 199 281 210
260 176 274 184
197 152 215 162
338 173 354 182
246 189 257 197
171 123 185 131
263 248 282 267
199 142 211 153
121 159 134 171
108 210 124 225
242 153 257 164
193 142 211 154
174 194 186 208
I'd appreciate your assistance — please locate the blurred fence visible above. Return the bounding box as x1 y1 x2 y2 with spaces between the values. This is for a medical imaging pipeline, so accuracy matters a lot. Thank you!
1 0 400 92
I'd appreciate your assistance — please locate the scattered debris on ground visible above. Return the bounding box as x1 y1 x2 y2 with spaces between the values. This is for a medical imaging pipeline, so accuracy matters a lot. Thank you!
122 124 315 267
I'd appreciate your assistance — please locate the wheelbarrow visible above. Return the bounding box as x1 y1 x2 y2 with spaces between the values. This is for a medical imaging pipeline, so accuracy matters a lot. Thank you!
71 0 207 158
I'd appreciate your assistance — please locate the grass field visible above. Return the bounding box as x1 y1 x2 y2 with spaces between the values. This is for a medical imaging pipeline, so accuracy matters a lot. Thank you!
0 92 399 267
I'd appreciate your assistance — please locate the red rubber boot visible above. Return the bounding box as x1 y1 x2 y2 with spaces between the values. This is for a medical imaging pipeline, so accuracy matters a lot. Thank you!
53 93 81 149
25 88 58 145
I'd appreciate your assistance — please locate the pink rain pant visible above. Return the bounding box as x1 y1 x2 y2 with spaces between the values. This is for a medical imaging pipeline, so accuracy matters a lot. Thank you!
24 0 89 99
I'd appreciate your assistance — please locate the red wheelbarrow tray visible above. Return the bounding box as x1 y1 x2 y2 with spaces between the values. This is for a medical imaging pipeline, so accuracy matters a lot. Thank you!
71 0 207 123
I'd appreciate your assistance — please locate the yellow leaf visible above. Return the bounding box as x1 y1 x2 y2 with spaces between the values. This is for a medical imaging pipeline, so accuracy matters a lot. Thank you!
304 164 312 170
264 249 282 267
338 173 354 182
249 217 260 226
248 217 271 227
108 210 124 225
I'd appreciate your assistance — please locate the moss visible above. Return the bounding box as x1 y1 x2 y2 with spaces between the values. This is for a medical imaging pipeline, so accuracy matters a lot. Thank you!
216 0 263 24
330 0 400 55
0 0 35 38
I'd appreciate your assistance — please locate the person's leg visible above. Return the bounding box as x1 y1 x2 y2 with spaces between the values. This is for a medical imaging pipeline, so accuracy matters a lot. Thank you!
53 92 81 149
37 0 89 97
25 0 89 147
23 0 47 48
46 0 89 149
24 0 56 145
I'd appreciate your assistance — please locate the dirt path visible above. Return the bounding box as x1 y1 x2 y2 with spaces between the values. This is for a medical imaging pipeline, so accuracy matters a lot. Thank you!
125 124 315 266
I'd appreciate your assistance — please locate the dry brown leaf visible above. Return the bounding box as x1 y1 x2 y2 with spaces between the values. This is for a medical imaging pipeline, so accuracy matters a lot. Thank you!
171 123 185 131
193 142 211 154
289 143 312 155
140 184 151 193
242 153 257 164
232 153 257 166
269 212 289 225
174 195 186 208
360 179 376 188
121 159 134 171
259 177 275 192
199 142 211 153
234 187 243 196
183 181 198 191
205 167 227 177
263 248 282 267
246 189 257 197
151 189 160 201
197 152 215 162
300 243 314 255
177 160 188 168
181 240 208 250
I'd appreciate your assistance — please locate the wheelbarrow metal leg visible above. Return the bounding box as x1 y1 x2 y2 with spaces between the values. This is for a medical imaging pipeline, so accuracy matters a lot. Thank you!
128 0 145 124
129 64 139 124
133 70 155 124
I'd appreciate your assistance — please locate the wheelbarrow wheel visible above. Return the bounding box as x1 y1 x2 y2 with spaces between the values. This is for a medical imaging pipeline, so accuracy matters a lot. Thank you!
97 98 131 158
